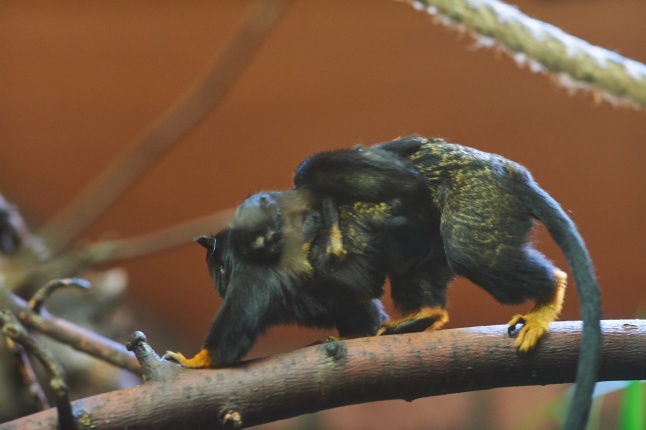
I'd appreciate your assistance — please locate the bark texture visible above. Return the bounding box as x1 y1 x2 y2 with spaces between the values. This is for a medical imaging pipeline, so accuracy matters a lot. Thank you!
2 320 644 429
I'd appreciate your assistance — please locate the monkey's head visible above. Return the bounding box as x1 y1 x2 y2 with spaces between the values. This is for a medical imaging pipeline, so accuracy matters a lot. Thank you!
228 192 285 263
197 189 318 311
196 189 316 304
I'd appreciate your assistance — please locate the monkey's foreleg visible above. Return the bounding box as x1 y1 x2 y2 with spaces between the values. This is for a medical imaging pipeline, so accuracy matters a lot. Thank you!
507 269 567 352
164 349 214 369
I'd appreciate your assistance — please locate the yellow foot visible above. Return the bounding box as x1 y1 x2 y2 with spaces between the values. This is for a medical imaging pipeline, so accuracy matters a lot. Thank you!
508 269 567 352
164 348 214 368
507 314 550 352
376 306 448 336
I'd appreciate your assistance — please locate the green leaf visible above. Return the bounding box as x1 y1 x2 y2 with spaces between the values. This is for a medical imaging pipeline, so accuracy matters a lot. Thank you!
619 381 645 430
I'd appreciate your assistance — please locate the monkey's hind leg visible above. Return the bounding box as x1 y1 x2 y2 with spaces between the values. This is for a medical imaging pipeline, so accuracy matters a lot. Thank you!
378 255 452 336
508 269 567 352
376 306 449 335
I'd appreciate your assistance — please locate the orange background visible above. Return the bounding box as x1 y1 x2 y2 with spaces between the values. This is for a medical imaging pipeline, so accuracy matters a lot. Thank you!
1 1 645 428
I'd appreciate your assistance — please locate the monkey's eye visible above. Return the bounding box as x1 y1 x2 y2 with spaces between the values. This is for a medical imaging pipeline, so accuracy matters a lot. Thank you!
219 265 226 275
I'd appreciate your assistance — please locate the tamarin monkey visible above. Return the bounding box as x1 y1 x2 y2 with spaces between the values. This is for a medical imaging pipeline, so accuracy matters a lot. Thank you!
165 136 601 430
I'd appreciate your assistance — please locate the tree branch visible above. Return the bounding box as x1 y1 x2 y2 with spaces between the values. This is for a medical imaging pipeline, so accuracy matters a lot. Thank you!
38 0 293 255
2 320 644 429
0 310 74 430
82 209 234 262
5 293 141 375
14 209 234 288
7 340 49 411
403 0 646 107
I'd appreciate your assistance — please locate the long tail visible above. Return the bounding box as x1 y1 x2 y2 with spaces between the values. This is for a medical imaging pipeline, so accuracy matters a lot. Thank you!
522 182 602 430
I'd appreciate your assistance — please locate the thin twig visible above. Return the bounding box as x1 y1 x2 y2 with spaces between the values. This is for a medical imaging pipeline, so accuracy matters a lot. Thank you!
6 209 233 291
1 320 644 430
6 293 141 375
28 278 91 314
39 0 293 254
403 0 646 107
5 338 49 410
0 310 75 430
83 208 235 263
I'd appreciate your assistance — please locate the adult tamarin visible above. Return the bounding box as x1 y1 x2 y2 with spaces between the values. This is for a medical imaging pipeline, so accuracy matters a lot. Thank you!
166 136 601 430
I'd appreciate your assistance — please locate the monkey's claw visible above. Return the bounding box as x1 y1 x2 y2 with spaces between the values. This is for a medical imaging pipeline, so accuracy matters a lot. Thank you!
163 349 214 368
507 314 549 352
507 315 526 335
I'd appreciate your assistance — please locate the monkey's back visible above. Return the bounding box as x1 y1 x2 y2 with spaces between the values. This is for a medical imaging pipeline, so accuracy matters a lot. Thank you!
337 201 394 255
411 140 530 200
410 139 538 265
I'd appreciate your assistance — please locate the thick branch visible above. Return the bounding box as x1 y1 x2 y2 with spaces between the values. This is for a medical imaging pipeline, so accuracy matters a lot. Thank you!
404 0 646 107
2 320 644 429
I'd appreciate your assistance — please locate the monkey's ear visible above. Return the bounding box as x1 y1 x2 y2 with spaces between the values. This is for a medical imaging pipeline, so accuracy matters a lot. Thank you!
194 235 215 250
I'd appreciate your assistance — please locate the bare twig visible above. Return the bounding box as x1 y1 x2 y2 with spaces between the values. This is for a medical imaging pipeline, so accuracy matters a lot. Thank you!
28 278 91 314
1 320 644 430
39 0 293 254
5 339 49 410
5 293 141 375
6 209 233 291
0 311 74 430
403 0 646 107
82 208 234 263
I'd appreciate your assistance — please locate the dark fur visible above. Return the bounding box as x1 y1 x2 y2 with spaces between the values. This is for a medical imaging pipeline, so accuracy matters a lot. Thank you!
188 136 600 430
295 136 602 430
194 190 429 366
